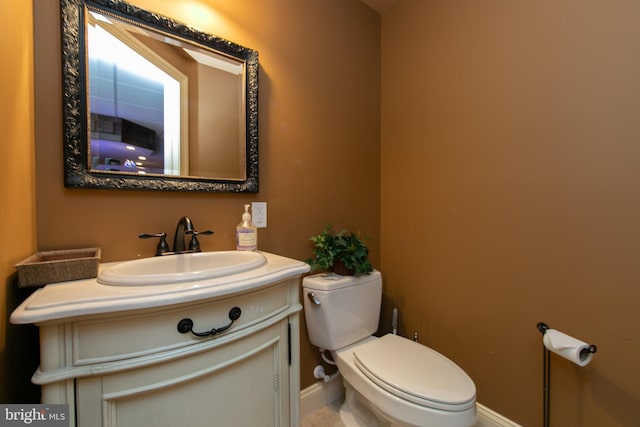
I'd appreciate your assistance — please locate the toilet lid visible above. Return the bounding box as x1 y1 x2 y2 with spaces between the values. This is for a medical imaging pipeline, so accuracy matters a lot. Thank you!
353 334 476 410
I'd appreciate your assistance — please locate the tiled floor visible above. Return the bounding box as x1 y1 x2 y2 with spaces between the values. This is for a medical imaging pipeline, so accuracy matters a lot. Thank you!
302 401 487 427
301 400 345 427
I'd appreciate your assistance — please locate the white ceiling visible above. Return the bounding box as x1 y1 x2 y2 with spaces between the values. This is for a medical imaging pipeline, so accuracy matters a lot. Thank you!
359 0 399 13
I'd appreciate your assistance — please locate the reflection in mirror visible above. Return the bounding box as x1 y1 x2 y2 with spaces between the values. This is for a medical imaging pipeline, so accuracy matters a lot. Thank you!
61 0 259 192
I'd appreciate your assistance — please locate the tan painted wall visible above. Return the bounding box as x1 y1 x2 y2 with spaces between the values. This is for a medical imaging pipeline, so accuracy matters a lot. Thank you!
32 0 380 394
16 1 637 423
381 1 640 425
0 1 39 402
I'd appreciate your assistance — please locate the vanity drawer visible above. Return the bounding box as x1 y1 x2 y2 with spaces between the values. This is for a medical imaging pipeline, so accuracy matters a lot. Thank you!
71 280 293 366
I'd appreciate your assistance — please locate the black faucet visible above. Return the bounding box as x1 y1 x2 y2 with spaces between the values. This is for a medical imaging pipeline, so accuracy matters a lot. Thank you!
139 216 214 256
173 216 195 252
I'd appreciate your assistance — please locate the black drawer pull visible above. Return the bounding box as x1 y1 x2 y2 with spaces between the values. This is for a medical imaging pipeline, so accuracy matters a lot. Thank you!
177 307 242 338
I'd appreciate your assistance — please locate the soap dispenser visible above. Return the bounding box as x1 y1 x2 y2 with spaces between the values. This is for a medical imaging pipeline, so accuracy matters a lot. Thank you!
236 204 257 251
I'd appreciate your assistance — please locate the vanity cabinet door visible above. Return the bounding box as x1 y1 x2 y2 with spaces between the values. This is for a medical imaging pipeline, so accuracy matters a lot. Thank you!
75 319 291 427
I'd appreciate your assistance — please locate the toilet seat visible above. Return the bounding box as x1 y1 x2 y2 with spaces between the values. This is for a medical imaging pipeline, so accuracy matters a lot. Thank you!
352 334 476 412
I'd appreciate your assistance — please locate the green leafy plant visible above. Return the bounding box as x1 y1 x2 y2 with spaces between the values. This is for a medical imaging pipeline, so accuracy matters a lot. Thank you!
306 225 373 275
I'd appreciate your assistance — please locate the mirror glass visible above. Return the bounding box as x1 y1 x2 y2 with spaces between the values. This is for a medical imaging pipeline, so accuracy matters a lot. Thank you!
61 0 259 192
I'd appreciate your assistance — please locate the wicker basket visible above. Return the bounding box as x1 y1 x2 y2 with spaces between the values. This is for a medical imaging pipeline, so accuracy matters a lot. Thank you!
15 248 101 287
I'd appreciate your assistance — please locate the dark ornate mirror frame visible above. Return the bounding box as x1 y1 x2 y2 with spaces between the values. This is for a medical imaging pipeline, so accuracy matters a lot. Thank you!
61 0 259 192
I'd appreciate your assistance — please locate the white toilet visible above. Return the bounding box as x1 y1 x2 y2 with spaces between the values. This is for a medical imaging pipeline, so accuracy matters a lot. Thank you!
302 271 477 427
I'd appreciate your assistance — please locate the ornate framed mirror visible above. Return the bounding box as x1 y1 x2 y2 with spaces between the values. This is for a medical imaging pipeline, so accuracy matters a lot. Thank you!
61 0 259 192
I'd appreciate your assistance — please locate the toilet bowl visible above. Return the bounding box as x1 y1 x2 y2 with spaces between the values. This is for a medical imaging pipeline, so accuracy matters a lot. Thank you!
303 272 477 427
335 335 476 427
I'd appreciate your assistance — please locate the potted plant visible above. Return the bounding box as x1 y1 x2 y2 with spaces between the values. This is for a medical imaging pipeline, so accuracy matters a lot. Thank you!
306 225 373 275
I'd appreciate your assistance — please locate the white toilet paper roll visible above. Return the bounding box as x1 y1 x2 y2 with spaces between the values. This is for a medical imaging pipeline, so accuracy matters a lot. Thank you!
543 329 593 366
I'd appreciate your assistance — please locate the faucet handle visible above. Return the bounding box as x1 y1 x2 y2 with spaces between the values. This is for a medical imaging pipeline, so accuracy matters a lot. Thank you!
185 230 214 251
187 230 214 236
139 232 170 256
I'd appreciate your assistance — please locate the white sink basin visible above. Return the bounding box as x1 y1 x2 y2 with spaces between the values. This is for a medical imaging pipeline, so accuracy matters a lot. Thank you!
98 251 267 286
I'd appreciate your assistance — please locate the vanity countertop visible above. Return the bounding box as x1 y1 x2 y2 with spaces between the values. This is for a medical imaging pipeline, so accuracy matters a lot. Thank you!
11 251 309 325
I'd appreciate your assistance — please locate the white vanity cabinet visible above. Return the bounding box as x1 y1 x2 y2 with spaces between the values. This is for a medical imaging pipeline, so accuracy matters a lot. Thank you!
75 315 292 427
11 252 309 427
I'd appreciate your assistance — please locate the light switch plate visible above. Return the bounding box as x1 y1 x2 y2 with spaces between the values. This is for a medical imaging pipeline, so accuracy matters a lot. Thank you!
252 202 267 228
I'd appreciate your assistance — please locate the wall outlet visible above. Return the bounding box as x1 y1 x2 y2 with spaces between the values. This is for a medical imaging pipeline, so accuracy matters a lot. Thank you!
252 202 267 228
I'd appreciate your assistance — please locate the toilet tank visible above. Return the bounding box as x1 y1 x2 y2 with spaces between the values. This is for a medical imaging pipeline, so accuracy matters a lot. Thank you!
302 271 382 351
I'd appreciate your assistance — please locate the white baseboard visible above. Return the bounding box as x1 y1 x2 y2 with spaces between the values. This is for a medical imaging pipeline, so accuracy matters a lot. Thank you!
475 403 522 427
300 375 521 427
300 374 344 418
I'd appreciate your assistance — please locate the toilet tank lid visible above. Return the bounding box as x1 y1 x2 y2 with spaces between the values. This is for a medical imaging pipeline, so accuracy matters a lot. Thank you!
302 270 381 291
